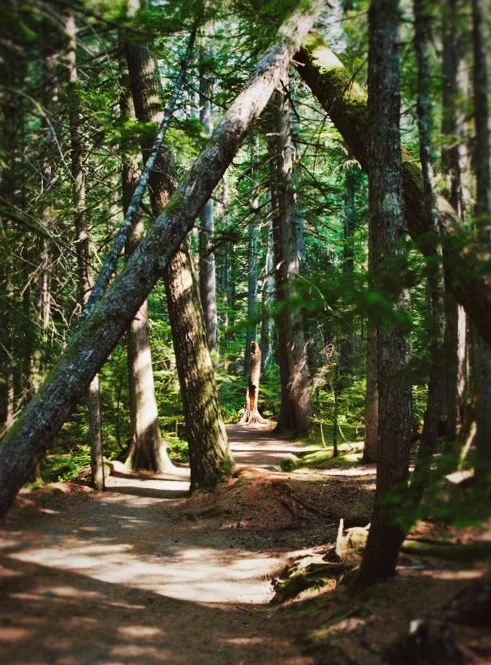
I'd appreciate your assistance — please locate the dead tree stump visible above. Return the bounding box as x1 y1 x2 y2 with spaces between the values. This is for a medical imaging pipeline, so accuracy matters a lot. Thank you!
239 341 267 425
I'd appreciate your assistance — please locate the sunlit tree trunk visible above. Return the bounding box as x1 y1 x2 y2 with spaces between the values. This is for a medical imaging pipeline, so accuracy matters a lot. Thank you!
270 82 311 438
0 0 323 517
63 10 104 490
471 0 491 481
357 0 411 588
120 74 170 473
124 27 232 486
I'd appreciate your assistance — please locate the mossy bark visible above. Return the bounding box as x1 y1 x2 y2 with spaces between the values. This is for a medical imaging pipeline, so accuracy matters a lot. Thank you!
295 38 491 350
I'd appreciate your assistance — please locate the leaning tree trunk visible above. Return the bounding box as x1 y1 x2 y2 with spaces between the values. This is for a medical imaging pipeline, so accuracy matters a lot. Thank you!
357 0 412 588
294 40 491 350
239 341 267 425
63 9 104 490
471 0 491 481
124 25 232 488
120 67 171 474
0 0 323 517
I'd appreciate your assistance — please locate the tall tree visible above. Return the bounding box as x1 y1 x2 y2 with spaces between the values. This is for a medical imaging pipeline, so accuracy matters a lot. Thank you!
270 83 311 438
471 0 491 481
198 20 218 353
120 61 171 473
63 10 104 490
441 0 467 442
411 0 446 491
124 19 232 487
357 0 411 587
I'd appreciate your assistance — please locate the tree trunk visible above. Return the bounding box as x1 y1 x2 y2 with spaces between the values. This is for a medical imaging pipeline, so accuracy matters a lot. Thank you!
357 0 411 588
441 0 467 442
471 0 491 481
294 40 491 350
410 0 446 501
0 0 323 516
198 26 218 353
120 56 171 473
260 221 275 371
270 82 311 438
244 200 259 377
363 306 378 464
239 341 266 425
165 244 234 489
63 9 104 490
124 27 232 487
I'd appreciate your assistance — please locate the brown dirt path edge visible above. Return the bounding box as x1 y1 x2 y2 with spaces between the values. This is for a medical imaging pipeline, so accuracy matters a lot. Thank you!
0 423 348 665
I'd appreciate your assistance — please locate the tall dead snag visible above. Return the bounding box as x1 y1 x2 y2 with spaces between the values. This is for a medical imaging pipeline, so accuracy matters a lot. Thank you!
357 0 412 588
240 341 266 425
0 0 324 516
63 9 104 490
124 21 233 489
295 40 491 350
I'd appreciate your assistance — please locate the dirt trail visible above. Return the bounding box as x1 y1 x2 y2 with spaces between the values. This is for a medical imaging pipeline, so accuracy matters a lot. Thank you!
0 424 334 665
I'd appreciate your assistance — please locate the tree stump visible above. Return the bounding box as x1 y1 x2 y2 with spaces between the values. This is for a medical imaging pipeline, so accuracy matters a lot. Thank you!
239 341 267 425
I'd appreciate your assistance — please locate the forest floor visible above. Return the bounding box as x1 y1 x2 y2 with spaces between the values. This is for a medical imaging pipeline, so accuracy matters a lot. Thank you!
0 423 490 665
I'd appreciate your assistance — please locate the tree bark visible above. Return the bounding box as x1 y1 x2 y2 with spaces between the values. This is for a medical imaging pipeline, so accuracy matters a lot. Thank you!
125 28 232 487
63 9 104 490
120 65 171 474
471 0 491 481
294 40 491 350
260 221 275 370
410 0 446 500
441 0 467 442
357 0 411 588
198 25 218 353
270 83 311 438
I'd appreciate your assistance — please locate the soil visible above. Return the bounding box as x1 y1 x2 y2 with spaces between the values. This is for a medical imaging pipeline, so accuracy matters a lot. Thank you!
0 423 489 665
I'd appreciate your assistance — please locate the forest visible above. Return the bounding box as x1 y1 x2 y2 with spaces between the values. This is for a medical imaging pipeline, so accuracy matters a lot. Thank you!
0 0 490 663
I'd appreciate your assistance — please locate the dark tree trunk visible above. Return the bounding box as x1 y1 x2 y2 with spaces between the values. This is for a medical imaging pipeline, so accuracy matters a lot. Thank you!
239 341 266 425
63 9 104 490
0 0 323 516
471 0 491 481
294 41 491 350
125 31 232 487
357 0 412 588
269 83 311 438
363 296 378 463
441 0 467 442
198 27 218 353
410 0 446 500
